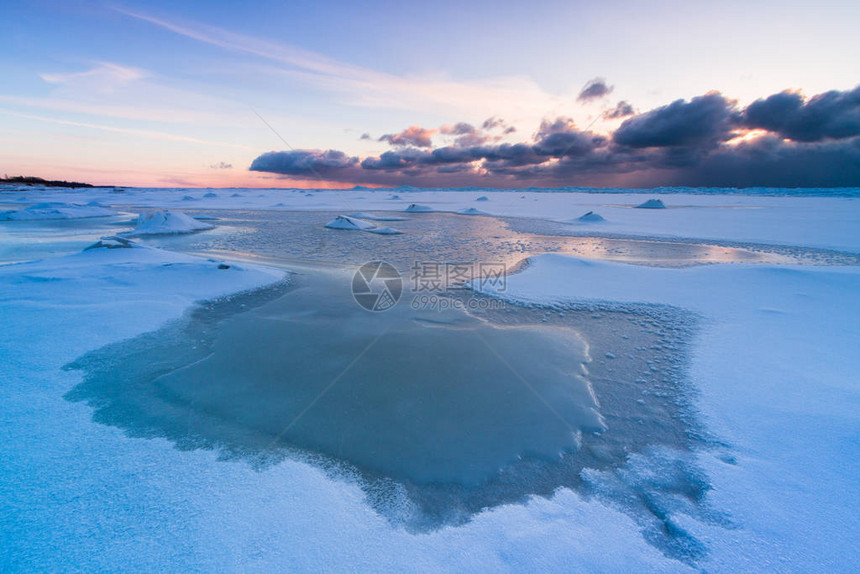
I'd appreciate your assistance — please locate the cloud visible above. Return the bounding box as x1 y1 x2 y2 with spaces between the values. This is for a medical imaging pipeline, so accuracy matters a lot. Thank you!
612 92 738 149
210 161 233 169
249 149 358 177
742 87 860 142
249 87 860 188
604 100 635 119
577 78 613 103
359 133 371 140
439 122 476 135
378 125 435 147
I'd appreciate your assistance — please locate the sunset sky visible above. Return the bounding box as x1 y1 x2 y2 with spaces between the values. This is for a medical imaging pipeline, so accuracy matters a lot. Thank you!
1 0 858 188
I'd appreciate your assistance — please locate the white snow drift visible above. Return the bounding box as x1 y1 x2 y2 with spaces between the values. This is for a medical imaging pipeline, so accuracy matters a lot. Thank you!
122 210 214 236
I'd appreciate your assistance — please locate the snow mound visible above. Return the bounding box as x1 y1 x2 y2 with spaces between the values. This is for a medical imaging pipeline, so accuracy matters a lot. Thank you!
388 194 402 200
349 212 409 221
366 227 403 235
84 236 138 250
458 207 488 216
324 215 376 230
203 192 218 198
122 211 215 236
405 203 433 212
476 196 490 202
577 211 606 222
636 199 666 209
0 202 117 221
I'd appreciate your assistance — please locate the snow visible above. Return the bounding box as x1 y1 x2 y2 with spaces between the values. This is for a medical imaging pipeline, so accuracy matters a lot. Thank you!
349 212 410 221
458 207 488 215
324 215 376 230
366 227 403 235
476 254 860 571
0 202 117 221
636 198 667 209
1 185 859 571
405 203 434 212
3 186 857 251
0 243 685 572
575 210 606 222
121 210 214 236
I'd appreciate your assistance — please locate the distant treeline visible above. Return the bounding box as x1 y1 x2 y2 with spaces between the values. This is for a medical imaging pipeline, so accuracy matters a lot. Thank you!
1 175 95 188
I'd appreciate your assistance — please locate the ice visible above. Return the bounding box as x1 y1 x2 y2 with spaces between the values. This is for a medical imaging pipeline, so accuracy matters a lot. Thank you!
121 210 215 236
1 185 859 571
576 210 606 222
324 215 377 230
0 202 117 221
476 253 860 571
458 207 488 215
405 203 433 212
68 272 604 487
636 198 667 209
365 227 403 235
348 212 410 221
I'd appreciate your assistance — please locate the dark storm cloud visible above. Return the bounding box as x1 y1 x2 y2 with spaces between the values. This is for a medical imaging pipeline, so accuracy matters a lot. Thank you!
612 92 738 149
742 87 860 142
533 118 604 157
604 101 635 119
249 87 860 188
577 78 613 102
249 149 357 176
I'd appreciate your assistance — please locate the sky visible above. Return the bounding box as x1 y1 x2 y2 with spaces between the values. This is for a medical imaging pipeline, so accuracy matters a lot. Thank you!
0 0 858 188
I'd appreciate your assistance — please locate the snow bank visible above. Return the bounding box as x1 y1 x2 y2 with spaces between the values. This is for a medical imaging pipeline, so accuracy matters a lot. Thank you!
0 202 117 221
324 215 376 230
121 210 214 236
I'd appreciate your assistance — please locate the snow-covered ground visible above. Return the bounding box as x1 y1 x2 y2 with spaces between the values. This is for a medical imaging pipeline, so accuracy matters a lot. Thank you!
1 186 858 571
